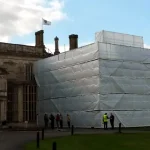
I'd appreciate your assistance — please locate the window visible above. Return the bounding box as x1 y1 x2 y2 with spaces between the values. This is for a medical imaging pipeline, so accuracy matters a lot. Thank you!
25 63 34 81
24 63 37 122
23 85 36 122
7 82 18 122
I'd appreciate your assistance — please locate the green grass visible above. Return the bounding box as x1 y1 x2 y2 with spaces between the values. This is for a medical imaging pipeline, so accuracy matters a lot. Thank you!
24 133 150 150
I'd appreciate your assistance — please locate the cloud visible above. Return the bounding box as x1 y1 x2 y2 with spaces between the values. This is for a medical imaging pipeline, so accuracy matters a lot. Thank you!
144 44 150 49
0 0 67 42
27 41 92 53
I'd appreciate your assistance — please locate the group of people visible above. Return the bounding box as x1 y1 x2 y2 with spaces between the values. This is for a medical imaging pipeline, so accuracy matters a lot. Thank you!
103 113 115 130
44 113 115 130
44 113 71 129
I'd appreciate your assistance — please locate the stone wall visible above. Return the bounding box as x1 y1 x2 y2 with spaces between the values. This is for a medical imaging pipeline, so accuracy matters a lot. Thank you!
0 55 41 82
0 77 7 95
0 42 44 82
0 42 44 57
0 55 40 122
0 77 7 121
0 37 54 123
0 43 46 122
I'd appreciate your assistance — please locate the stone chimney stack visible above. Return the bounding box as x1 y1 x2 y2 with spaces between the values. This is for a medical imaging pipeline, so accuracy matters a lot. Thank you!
69 34 78 50
54 36 60 55
35 30 44 47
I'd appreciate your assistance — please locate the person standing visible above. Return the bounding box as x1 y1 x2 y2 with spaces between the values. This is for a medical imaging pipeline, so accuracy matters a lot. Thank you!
56 114 60 129
44 113 48 128
60 114 63 129
49 114 55 130
103 113 108 130
67 114 71 128
110 113 115 129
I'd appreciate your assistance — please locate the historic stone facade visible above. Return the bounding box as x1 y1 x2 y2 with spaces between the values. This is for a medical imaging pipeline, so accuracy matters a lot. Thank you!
0 77 7 122
0 30 53 123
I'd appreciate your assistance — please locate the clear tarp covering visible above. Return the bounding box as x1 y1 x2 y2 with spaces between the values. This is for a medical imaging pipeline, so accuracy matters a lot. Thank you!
34 33 150 128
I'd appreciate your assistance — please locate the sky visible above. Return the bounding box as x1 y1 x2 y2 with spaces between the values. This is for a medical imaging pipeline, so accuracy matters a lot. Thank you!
0 0 150 53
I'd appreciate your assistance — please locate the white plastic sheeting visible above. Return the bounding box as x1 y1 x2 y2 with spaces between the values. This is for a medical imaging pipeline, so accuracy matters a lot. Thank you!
34 43 104 128
95 30 144 48
98 43 150 127
34 33 150 128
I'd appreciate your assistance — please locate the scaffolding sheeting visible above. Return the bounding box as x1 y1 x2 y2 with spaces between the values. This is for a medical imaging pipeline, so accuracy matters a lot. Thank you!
34 31 150 128
95 30 144 48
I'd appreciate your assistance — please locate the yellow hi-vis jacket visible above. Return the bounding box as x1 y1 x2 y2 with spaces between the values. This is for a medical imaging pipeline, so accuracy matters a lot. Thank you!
103 114 108 123
67 115 70 122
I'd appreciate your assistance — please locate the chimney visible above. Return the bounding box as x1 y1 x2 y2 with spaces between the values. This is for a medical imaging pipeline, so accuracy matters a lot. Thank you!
54 36 60 55
69 34 78 50
35 30 44 47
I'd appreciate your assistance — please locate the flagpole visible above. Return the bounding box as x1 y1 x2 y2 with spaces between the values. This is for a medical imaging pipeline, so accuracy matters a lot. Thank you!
42 18 43 30
64 44 65 52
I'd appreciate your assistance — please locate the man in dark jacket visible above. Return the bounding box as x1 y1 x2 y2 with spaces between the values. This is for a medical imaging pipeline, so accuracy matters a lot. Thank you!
56 114 60 129
110 113 115 129
44 114 48 128
49 114 55 130
60 114 63 129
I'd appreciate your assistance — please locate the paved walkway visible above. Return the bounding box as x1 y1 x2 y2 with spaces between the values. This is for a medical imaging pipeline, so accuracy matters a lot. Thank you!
0 130 71 150
0 129 149 150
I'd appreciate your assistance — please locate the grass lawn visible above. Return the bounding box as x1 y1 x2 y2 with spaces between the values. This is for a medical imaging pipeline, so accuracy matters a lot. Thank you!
24 133 150 150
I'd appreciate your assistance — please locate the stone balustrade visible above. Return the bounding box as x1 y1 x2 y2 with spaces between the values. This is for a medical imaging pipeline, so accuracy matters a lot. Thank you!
0 42 44 57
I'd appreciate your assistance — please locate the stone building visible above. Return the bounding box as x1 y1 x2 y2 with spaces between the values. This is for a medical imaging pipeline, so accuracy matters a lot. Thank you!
0 30 55 123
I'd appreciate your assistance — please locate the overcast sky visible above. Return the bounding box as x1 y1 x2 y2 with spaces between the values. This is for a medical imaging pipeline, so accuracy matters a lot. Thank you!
0 0 150 53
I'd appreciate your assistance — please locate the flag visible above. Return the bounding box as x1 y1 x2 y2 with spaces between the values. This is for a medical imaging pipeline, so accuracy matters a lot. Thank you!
42 18 51 25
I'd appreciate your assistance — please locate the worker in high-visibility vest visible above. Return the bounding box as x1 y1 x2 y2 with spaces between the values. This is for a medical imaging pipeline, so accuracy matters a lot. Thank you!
103 113 109 130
